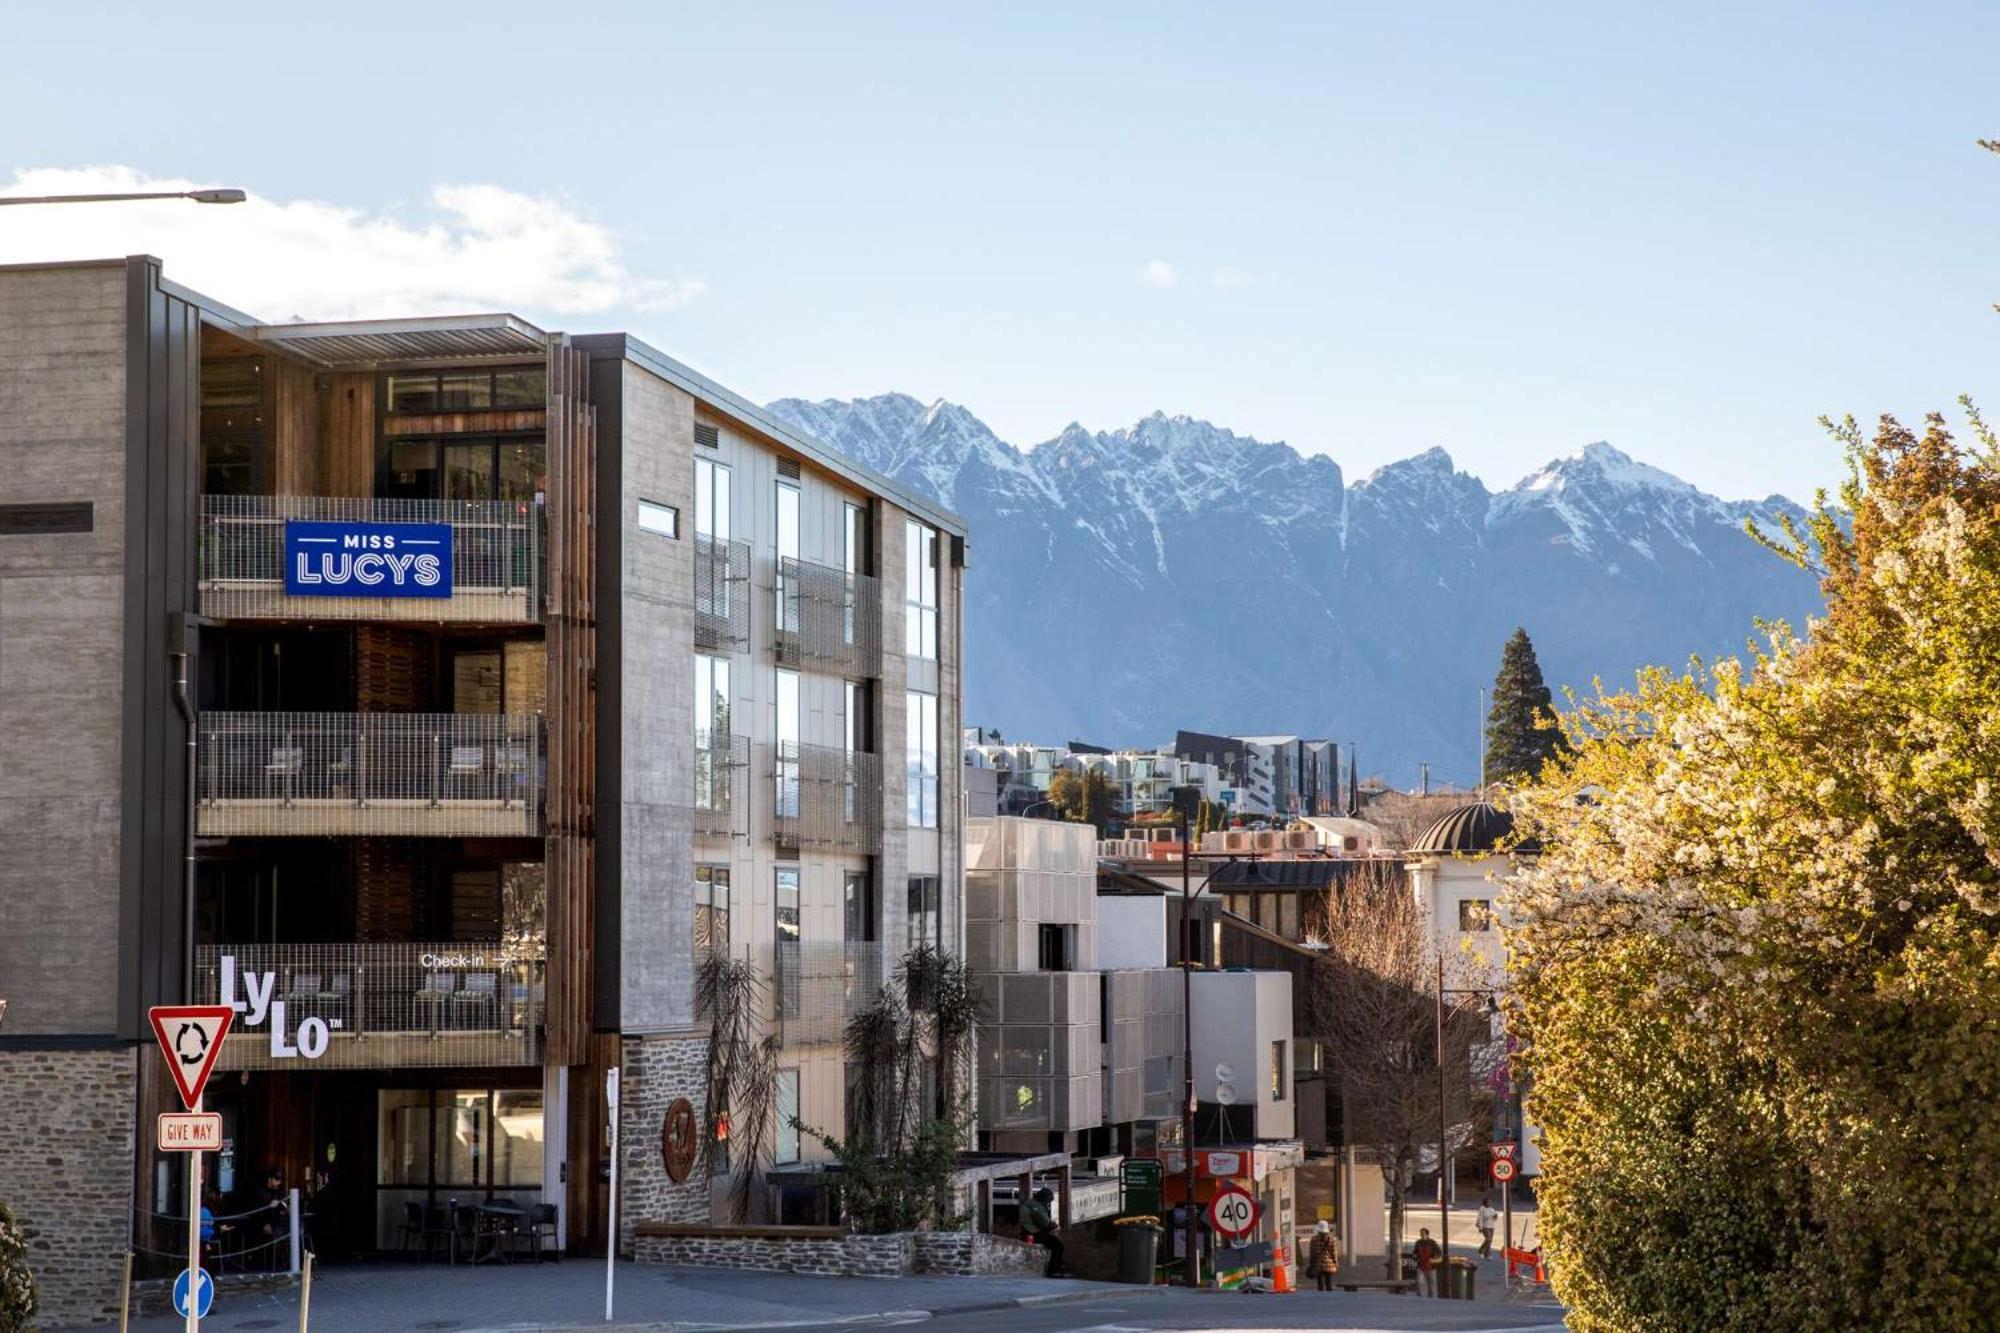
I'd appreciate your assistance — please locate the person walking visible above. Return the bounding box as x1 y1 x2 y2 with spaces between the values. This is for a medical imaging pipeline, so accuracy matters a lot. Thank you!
1413 1227 1441 1297
1022 1186 1068 1277
1307 1220 1339 1291
1476 1196 1499 1258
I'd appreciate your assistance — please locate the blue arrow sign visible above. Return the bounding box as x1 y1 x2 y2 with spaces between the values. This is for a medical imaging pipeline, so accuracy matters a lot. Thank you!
172 1266 214 1319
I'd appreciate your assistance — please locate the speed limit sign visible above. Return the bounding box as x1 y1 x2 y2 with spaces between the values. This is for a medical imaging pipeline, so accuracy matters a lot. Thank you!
1492 1157 1518 1183
1207 1184 1259 1238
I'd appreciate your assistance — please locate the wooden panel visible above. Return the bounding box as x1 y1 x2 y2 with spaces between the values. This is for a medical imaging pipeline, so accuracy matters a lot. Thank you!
355 626 431 713
543 339 599 1067
356 839 419 940
269 355 321 496
384 409 547 437
565 1032 620 1254
321 372 376 496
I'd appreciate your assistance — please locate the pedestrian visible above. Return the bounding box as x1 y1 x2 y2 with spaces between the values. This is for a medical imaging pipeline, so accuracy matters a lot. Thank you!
1307 1219 1339 1291
1476 1196 1499 1258
1022 1186 1067 1277
1413 1226 1441 1297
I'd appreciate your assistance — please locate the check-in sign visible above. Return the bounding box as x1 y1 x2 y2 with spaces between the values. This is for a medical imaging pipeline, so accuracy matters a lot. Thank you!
285 520 452 598
158 1112 223 1152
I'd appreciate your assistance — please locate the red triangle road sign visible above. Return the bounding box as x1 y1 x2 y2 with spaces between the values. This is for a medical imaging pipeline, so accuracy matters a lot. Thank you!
148 1005 235 1110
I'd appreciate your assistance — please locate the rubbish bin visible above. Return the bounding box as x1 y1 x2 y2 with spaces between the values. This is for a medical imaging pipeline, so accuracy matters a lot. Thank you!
1116 1222 1161 1284
1445 1256 1477 1299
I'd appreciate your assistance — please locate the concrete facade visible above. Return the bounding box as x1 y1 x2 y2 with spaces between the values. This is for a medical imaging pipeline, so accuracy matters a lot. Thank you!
1190 970 1295 1140
0 1047 137 1326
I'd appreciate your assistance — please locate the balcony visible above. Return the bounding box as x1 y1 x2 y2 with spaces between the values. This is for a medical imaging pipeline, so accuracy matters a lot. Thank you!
197 712 544 838
772 940 887 1047
194 942 542 1070
693 731 749 838
773 556 882 675
694 533 751 652
770 741 882 853
199 495 543 623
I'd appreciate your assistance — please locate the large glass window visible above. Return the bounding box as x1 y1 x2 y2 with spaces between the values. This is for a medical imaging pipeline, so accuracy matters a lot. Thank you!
695 457 731 540
385 367 545 413
695 865 731 969
372 1087 544 1248
907 876 940 951
776 867 801 1019
1270 1040 1288 1102
905 691 939 828
775 1070 801 1164
776 480 801 635
200 357 264 496
845 680 872 823
844 868 875 943
494 1090 545 1186
382 435 544 502
775 668 801 820
904 520 939 659
844 502 868 645
695 655 731 811
776 867 801 945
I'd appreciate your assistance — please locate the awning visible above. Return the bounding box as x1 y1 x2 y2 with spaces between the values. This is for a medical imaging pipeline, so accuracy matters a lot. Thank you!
249 314 548 368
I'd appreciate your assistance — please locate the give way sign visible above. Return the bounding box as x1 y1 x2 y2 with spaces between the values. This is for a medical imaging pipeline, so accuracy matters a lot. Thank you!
148 1005 234 1109
1207 1184 1260 1239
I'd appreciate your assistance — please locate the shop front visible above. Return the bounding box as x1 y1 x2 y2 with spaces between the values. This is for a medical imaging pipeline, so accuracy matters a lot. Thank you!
1158 1142 1305 1288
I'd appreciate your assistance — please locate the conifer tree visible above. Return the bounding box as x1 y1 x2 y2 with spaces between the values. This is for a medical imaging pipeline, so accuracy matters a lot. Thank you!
1483 627 1563 784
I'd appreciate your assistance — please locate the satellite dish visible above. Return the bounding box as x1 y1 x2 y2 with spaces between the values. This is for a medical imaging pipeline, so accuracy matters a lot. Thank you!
1215 1082 1239 1105
1214 1062 1235 1083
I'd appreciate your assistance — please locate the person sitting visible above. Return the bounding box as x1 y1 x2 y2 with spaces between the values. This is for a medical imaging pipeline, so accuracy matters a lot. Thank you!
1021 1186 1068 1277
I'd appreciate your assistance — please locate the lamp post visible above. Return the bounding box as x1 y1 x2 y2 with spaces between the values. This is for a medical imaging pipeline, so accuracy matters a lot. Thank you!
1434 965 1503 1295
1178 810 1198 1287
0 188 246 206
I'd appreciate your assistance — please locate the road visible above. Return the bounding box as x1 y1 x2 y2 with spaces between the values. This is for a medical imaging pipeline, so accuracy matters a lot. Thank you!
920 1287 1569 1332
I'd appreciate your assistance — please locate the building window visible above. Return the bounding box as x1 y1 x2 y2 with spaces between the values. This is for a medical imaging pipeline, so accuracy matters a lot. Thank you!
1270 1040 1287 1102
381 434 544 503
638 499 679 537
1038 923 1073 972
904 519 938 659
695 655 731 810
775 1069 800 1164
201 357 265 496
695 456 731 540
845 680 872 823
775 668 801 819
906 691 938 828
844 501 868 645
694 865 731 977
384 367 545 413
845 868 876 944
776 867 801 946
776 867 801 1018
1459 899 1494 933
907 876 940 951
775 479 800 635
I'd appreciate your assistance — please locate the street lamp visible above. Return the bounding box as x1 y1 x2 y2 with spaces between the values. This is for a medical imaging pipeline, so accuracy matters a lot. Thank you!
0 188 246 207
1435 963 1506 1291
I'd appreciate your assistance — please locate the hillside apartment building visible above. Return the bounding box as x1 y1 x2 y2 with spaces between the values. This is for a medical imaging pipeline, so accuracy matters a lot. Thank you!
0 256 965 1324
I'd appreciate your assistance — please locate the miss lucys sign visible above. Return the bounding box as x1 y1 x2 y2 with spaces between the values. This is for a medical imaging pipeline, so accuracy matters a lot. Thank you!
285 519 453 598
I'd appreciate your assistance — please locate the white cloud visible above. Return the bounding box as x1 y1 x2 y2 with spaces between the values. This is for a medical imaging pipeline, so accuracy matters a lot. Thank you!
1140 258 1176 288
1210 265 1262 291
0 166 703 323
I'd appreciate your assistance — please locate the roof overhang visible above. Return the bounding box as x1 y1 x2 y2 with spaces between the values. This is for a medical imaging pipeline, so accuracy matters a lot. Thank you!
248 314 549 369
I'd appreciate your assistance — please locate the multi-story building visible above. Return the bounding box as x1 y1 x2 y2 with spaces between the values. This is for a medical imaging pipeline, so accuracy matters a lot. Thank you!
0 256 964 1323
963 738 1225 821
1173 731 1339 818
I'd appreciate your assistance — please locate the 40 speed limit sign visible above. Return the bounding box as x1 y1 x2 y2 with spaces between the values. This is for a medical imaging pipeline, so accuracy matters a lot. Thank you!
1207 1184 1260 1238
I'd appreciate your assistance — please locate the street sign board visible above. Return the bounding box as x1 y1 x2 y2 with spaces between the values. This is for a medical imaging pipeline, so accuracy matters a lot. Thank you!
148 1005 234 1109
1491 1142 1519 1163
1120 1158 1162 1216
1217 1240 1274 1270
1492 1157 1518 1183
1207 1184 1259 1238
172 1266 214 1319
284 519 453 598
157 1112 223 1152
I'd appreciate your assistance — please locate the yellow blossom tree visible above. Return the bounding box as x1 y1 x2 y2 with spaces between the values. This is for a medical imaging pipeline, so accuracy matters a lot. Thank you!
1507 409 2000 1331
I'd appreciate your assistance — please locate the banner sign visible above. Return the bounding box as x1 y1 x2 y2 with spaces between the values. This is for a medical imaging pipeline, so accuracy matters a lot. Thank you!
285 520 452 598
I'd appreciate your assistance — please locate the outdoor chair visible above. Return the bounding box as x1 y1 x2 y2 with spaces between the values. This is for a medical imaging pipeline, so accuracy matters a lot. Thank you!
415 973 457 1031
451 972 498 1029
313 970 353 1033
526 1203 559 1262
447 1203 481 1265
266 746 303 804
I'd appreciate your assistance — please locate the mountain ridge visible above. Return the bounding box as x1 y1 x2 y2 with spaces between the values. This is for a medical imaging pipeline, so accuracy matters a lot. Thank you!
766 392 1824 784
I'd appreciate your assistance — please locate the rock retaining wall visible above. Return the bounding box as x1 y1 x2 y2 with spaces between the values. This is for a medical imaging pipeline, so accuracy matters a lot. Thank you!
633 1228 1047 1278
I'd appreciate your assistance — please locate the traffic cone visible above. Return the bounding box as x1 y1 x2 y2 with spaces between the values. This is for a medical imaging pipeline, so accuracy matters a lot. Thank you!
1273 1243 1293 1293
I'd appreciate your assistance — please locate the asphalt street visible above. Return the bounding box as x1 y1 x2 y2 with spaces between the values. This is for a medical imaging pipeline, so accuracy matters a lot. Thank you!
918 1287 1570 1333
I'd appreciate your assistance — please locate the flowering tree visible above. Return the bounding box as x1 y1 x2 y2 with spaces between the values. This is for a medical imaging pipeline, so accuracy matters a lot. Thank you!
0 1201 35 1333
1507 410 2000 1331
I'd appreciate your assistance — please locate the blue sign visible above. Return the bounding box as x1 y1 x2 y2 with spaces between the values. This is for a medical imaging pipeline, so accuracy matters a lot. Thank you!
172 1266 214 1319
285 520 453 598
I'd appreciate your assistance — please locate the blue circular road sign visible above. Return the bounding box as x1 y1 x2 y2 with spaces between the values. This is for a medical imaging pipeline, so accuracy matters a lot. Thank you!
172 1266 214 1319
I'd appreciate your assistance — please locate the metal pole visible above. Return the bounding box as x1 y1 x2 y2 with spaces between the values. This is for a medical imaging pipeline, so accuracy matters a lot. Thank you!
297 1251 313 1333
605 1067 620 1322
119 1250 132 1333
0 188 245 205
288 1187 302 1274
188 1092 203 1333
1180 812 1198 1289
1436 955 1449 1297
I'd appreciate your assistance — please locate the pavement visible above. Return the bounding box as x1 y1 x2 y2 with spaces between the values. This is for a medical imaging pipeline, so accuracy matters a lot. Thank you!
59 1260 1136 1332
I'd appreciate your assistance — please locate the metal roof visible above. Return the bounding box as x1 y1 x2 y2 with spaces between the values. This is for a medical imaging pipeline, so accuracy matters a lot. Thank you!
1411 801 1538 855
249 314 548 368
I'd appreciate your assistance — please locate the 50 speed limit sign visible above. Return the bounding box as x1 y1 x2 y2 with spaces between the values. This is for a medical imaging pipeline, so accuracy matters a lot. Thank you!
1207 1184 1260 1238
1492 1157 1518 1182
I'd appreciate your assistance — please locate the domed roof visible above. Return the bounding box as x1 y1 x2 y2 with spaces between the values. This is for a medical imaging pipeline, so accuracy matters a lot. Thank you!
1412 801 1535 855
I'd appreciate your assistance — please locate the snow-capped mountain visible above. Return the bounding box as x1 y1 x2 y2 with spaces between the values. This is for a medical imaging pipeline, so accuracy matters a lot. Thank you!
767 393 1822 784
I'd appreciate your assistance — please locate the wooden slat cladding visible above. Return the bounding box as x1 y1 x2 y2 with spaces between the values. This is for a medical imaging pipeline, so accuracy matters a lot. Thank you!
322 372 376 496
355 626 432 713
356 839 420 940
544 339 598 1067
385 409 547 437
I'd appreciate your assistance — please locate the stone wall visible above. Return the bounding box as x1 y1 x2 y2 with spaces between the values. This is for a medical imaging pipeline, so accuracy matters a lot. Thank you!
632 1228 1046 1278
0 1046 136 1326
618 1033 712 1254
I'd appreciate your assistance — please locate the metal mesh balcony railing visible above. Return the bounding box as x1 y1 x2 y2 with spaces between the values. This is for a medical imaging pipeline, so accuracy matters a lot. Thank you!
693 732 749 838
197 712 544 837
695 534 752 652
199 495 543 623
193 943 543 1070
770 741 882 853
772 940 887 1047
773 557 882 676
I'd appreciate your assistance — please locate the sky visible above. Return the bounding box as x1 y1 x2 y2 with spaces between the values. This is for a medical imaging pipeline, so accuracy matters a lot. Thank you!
4 1 1999 501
